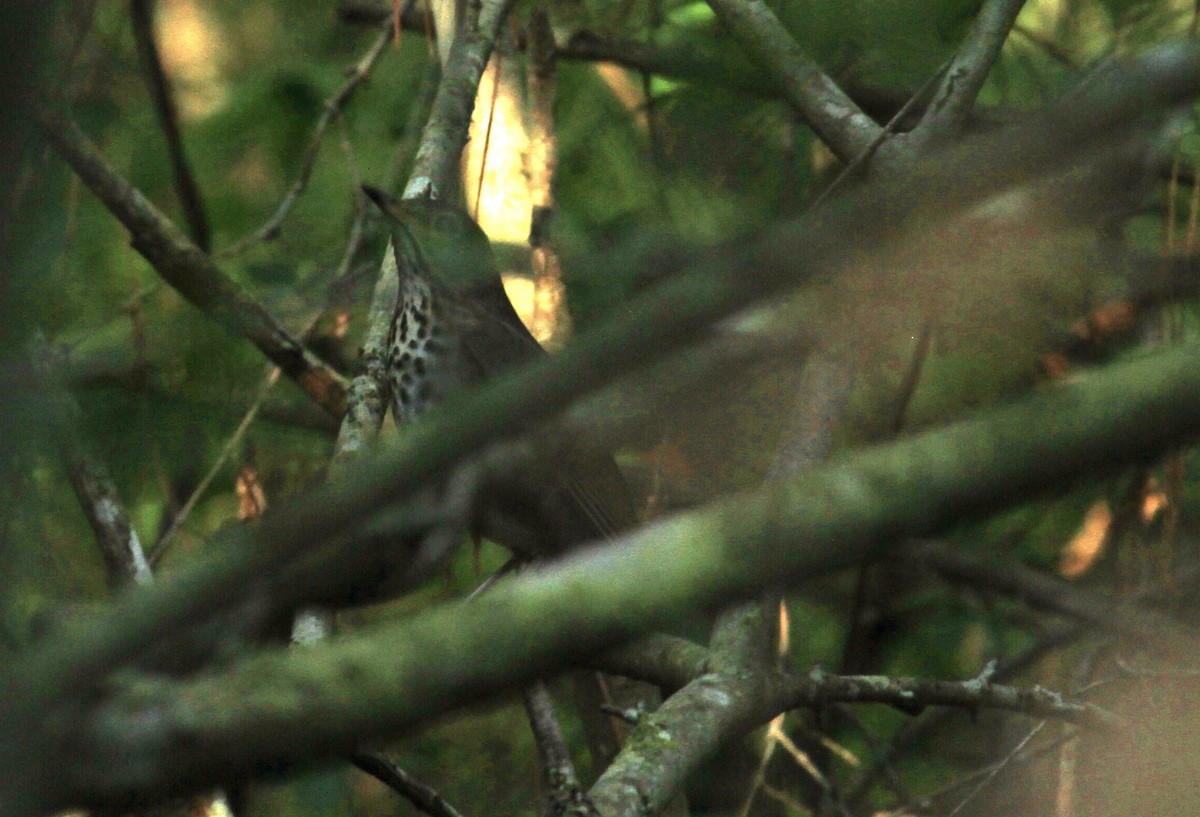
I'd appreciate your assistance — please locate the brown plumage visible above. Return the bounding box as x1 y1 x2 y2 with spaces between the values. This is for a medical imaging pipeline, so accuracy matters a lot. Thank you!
366 188 636 555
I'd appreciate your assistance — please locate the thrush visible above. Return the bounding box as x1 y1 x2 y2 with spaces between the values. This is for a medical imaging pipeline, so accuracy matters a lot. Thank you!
363 187 636 557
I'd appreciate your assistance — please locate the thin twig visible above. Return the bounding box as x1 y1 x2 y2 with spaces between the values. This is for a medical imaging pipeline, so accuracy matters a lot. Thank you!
155 146 374 563
470 49 503 219
218 25 393 257
782 669 1119 729
809 60 950 209
38 108 349 417
382 64 442 192
149 368 281 564
947 721 1047 817
351 751 469 817
129 0 210 251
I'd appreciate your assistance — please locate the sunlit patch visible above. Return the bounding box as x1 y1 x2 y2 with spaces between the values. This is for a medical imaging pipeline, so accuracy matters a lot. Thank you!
1041 351 1071 379
595 63 648 132
465 59 531 243
810 138 836 176
500 269 566 348
501 274 537 335
1142 482 1169 523
195 794 235 817
156 0 227 118
777 599 791 656
333 309 351 338
1060 499 1111 579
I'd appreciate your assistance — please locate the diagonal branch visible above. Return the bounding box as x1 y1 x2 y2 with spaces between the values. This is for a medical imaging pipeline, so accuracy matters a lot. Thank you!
351 752 469 817
37 108 349 418
31 334 153 589
906 540 1193 642
703 0 881 161
590 672 769 817
218 25 393 257
129 0 210 251
919 0 1027 133
30 333 233 816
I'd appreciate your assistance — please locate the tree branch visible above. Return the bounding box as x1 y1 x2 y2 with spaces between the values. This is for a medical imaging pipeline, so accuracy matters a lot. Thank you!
330 244 400 462
906 540 1193 643
703 0 880 161
129 0 210 251
31 334 153 589
920 0 1027 132
350 752 469 817
218 25 393 257
781 669 1117 728
37 109 349 417
523 681 596 817
402 0 519 200
590 672 770 817
588 635 711 694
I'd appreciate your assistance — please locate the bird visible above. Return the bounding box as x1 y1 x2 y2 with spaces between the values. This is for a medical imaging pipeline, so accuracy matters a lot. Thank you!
363 186 637 558
364 188 646 769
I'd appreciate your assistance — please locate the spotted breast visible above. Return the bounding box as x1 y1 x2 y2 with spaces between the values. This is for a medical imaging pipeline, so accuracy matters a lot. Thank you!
387 272 461 422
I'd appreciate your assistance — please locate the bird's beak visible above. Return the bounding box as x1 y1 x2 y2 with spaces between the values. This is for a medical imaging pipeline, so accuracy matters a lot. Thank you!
362 185 404 222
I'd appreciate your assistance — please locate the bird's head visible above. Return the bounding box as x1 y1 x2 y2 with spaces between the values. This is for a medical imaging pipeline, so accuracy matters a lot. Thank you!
363 186 497 288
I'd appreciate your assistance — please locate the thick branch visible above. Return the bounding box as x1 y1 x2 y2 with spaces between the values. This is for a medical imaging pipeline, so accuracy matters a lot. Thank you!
37 109 348 417
590 672 769 817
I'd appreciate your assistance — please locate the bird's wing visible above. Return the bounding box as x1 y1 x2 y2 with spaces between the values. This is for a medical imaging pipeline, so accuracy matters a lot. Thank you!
452 282 547 378
448 282 638 546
